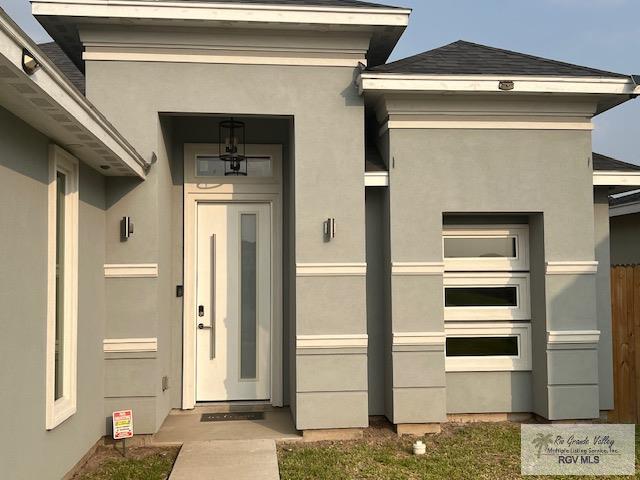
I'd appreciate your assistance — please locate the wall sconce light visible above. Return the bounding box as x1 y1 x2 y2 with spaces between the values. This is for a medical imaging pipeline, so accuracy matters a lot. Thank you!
22 48 41 76
324 218 336 242
120 216 134 241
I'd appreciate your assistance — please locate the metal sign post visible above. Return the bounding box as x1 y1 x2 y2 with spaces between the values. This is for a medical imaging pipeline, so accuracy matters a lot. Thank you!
112 410 134 457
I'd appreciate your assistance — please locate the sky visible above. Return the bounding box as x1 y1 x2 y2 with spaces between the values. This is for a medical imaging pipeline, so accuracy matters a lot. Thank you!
1 0 639 165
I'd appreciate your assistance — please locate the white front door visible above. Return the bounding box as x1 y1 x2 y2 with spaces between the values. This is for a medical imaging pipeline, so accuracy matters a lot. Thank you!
196 203 271 401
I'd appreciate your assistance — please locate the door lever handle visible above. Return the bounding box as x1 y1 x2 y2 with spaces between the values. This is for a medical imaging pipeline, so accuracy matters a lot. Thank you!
198 323 212 330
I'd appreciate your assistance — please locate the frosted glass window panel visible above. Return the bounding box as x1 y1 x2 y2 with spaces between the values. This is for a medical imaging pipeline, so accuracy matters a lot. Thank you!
196 156 226 177
444 236 516 258
55 171 66 401
196 156 272 177
240 214 257 380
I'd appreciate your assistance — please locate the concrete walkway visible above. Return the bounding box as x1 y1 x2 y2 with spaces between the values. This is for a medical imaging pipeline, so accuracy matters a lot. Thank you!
169 439 280 480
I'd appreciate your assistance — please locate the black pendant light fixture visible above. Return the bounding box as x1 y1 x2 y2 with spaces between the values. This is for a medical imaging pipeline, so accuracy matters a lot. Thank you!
219 118 247 176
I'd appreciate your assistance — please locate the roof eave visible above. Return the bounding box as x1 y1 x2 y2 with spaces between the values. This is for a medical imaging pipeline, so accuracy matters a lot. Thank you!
358 73 640 96
33 0 411 69
0 8 147 178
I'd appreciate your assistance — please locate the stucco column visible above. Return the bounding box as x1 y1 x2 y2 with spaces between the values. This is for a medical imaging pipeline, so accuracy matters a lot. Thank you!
292 72 369 432
386 131 447 432
532 212 601 420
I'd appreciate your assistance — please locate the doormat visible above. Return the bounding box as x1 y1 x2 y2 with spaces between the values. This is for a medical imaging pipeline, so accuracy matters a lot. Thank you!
200 412 265 422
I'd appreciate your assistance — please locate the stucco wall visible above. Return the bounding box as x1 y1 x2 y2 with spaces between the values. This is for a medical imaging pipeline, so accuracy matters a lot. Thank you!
366 187 387 415
594 188 614 410
382 95 601 420
610 212 640 265
84 28 368 430
0 106 106 479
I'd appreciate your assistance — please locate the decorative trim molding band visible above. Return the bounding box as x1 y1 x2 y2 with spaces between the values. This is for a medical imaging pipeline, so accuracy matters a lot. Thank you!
393 332 446 347
358 73 639 96
545 261 598 275
104 263 159 278
392 262 445 276
365 171 389 187
83 49 366 68
103 338 158 353
32 2 411 29
547 330 601 345
381 118 592 132
296 263 367 277
296 334 368 349
593 171 640 188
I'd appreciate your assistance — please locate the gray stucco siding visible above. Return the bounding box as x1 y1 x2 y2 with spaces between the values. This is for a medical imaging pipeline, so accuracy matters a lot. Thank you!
446 372 533 414
85 51 368 430
366 187 387 415
384 120 600 421
594 188 613 410
0 106 106 479
388 128 595 260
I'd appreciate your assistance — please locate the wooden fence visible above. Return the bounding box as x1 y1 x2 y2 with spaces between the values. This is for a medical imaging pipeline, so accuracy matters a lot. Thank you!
610 265 640 423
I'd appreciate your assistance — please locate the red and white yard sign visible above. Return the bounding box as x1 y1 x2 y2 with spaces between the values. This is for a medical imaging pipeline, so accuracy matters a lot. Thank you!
112 410 134 440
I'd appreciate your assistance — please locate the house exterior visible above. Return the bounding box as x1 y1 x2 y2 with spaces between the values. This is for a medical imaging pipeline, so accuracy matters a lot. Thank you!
609 179 640 265
1 0 640 478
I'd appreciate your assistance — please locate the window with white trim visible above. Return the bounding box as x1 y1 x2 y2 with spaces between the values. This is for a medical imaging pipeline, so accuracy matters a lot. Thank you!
46 145 79 430
443 225 529 271
444 273 530 321
445 323 532 371
443 224 531 372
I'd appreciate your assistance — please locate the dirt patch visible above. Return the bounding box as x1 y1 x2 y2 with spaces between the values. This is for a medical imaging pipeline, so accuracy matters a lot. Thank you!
70 445 180 480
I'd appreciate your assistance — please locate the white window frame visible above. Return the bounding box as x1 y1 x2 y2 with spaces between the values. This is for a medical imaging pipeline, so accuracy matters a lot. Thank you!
443 272 531 321
442 225 529 271
46 145 79 430
445 322 532 372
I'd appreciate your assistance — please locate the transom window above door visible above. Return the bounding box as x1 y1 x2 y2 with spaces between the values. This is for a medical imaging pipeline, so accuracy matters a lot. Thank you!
184 144 282 188
196 155 273 178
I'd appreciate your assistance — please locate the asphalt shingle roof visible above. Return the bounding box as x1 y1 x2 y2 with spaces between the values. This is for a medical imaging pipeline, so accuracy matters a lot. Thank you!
38 42 85 94
370 40 628 78
593 152 640 172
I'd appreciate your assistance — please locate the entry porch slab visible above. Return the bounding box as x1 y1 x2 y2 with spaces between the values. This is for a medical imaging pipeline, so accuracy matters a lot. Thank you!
154 406 300 444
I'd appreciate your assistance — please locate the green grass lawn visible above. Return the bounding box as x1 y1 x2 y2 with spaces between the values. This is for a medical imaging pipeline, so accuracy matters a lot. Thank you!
278 422 639 480
73 446 179 480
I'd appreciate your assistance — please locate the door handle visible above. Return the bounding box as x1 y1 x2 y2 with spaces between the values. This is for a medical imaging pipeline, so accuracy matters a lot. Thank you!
198 323 212 330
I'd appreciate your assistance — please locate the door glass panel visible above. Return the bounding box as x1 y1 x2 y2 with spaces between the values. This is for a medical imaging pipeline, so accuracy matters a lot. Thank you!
444 237 516 258
55 171 66 400
240 214 257 380
446 337 519 357
445 286 517 307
